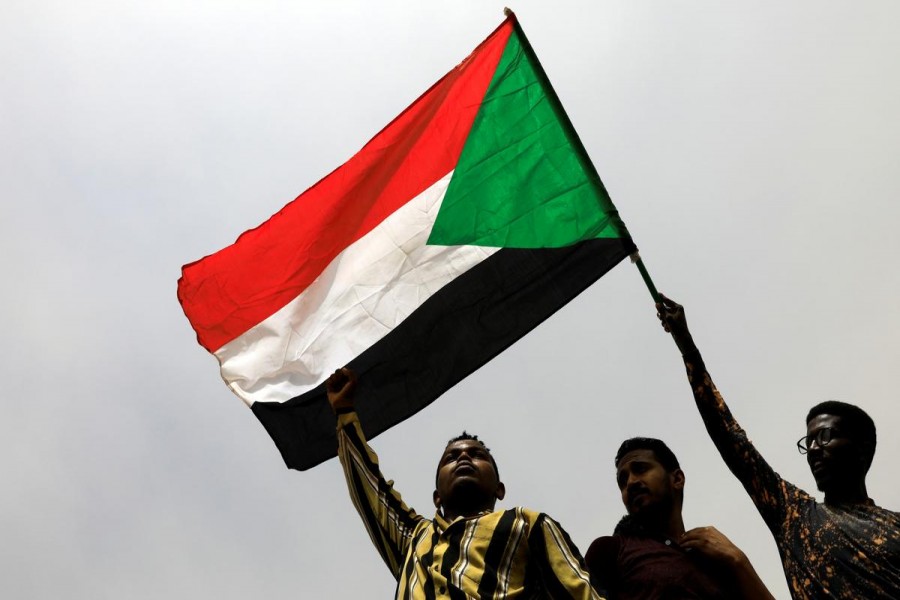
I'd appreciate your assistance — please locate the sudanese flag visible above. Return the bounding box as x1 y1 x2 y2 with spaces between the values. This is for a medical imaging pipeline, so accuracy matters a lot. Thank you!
178 12 637 470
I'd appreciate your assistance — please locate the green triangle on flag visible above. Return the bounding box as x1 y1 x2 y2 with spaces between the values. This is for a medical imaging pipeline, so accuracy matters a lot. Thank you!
428 23 629 249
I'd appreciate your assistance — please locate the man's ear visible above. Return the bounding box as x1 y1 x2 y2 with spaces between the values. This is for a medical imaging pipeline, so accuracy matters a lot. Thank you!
495 481 506 501
433 490 441 509
672 469 685 491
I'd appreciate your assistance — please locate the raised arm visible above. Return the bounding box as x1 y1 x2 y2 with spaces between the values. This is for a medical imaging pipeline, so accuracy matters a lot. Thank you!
656 295 794 531
529 513 606 600
327 368 424 578
680 526 775 600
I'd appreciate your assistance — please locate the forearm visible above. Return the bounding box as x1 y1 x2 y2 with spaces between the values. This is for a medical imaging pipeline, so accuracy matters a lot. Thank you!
680 525 774 600
681 349 757 482
729 553 776 600
336 411 421 576
661 300 732 442
667 325 744 458
682 353 733 448
678 347 789 530
661 299 789 532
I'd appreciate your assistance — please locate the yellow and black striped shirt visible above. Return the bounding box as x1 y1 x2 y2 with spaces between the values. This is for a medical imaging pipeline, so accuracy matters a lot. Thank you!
337 411 605 599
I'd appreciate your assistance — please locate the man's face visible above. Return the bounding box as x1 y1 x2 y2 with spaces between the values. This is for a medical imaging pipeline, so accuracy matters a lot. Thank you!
805 414 862 491
435 439 501 507
616 449 681 517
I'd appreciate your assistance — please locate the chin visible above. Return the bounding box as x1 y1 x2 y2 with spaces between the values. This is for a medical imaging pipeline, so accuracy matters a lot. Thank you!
812 475 831 493
628 501 655 517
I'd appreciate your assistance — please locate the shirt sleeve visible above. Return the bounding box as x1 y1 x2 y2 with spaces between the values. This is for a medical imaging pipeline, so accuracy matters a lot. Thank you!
336 411 425 578
529 513 608 599
682 349 798 535
584 535 620 595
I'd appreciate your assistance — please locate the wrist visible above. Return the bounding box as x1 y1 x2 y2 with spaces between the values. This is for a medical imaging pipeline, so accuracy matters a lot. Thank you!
727 549 749 571
328 398 355 414
674 334 698 357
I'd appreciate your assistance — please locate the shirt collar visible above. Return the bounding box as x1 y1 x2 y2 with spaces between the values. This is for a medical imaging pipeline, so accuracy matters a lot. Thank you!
433 510 493 532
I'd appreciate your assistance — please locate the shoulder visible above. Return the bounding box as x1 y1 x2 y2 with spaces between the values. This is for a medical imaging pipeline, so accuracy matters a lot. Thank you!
831 501 900 529
586 535 622 566
764 474 814 520
585 535 622 589
868 502 900 520
514 507 561 527
510 508 580 542
515 507 542 519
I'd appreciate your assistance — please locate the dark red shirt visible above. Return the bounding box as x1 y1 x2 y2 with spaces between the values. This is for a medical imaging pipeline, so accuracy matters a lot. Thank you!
586 532 737 599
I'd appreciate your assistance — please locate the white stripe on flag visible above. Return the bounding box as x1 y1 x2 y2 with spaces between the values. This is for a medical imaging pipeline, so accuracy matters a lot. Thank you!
214 171 500 405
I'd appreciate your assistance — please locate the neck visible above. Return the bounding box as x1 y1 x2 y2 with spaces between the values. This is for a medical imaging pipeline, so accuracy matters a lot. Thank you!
664 508 686 540
441 498 494 522
824 479 869 506
630 505 685 540
441 507 491 522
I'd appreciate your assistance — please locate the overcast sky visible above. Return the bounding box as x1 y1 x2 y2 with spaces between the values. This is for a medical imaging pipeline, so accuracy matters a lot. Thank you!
3 1 899 598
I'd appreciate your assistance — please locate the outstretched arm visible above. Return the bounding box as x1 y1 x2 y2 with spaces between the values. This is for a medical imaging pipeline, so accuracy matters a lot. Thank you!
680 526 775 600
327 368 424 578
656 295 793 531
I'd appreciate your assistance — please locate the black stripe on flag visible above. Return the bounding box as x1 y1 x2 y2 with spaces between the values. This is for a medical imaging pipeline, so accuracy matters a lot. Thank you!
252 237 636 470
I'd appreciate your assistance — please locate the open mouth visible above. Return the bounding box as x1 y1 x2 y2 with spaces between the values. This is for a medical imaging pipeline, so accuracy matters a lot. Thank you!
454 462 476 475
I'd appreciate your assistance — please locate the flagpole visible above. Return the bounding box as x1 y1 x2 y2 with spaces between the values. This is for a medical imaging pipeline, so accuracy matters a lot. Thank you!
630 252 659 303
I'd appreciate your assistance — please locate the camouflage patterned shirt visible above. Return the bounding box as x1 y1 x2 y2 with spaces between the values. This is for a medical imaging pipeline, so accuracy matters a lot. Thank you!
682 351 900 600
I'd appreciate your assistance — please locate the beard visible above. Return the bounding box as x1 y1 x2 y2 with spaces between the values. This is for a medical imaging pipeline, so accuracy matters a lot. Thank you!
616 493 675 537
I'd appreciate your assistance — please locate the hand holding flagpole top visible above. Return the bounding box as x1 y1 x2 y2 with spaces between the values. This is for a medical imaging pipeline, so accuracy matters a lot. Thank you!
655 294 699 356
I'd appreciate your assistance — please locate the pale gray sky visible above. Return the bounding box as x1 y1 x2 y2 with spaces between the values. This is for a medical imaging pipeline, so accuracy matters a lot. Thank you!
3 1 899 598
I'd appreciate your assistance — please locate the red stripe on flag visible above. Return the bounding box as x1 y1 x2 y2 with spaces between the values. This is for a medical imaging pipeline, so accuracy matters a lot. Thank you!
178 20 513 353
